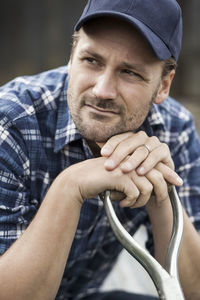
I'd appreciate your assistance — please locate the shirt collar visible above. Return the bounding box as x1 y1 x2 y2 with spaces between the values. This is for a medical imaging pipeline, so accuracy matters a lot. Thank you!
147 102 165 127
54 74 83 153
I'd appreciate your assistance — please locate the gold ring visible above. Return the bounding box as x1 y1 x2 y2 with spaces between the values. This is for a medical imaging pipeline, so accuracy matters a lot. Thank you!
143 144 151 154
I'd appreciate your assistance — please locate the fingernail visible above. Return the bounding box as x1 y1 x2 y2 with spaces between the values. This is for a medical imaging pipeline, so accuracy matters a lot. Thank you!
101 145 113 156
137 166 145 175
104 159 115 169
176 176 183 185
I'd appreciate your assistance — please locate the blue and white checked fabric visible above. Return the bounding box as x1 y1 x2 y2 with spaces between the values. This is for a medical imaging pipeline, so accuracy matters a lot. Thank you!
0 66 200 299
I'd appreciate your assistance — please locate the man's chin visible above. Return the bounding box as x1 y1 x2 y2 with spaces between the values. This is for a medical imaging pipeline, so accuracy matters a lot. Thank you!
77 127 113 143
85 133 112 143
73 114 128 142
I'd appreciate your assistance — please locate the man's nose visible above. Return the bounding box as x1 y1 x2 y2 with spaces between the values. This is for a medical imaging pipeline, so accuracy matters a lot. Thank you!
92 71 117 100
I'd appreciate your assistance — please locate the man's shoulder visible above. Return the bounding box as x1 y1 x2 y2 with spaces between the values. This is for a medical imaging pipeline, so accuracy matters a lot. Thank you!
0 66 68 124
0 65 67 91
159 96 193 128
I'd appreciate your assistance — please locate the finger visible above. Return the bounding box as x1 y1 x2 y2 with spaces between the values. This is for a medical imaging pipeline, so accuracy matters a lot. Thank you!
129 172 153 208
101 167 141 207
101 131 134 157
120 145 149 173
119 171 153 208
102 131 148 170
137 142 174 175
110 190 126 201
155 162 183 186
120 136 160 172
119 184 140 208
145 168 169 205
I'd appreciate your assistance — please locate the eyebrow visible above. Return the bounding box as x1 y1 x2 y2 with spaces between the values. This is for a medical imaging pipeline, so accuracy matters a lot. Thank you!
120 61 149 77
79 49 105 63
79 48 149 77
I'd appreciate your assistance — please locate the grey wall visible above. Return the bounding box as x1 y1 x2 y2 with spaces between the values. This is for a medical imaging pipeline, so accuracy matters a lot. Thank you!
174 0 200 98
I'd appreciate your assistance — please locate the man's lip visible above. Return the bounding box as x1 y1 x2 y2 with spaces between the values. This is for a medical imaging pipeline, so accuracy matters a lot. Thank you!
85 104 118 115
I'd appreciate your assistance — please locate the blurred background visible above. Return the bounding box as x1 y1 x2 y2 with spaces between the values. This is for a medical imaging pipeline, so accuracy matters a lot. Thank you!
0 1 199 91
0 1 199 297
0 1 199 100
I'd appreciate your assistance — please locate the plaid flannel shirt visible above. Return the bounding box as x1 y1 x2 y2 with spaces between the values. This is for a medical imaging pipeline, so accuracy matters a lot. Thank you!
0 66 200 299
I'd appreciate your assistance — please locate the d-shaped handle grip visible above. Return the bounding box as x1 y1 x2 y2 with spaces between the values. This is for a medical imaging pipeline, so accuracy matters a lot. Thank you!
102 186 185 300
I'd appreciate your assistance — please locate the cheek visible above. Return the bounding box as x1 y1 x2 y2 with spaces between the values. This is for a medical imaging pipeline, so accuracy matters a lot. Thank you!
70 70 95 95
121 88 140 111
123 90 152 120
123 84 153 106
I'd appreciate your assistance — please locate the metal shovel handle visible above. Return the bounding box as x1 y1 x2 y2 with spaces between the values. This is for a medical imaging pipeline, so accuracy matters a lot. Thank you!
102 185 185 299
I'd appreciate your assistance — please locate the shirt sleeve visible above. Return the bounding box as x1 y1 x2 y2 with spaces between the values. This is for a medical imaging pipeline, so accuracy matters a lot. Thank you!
145 106 200 255
173 114 200 232
0 122 37 255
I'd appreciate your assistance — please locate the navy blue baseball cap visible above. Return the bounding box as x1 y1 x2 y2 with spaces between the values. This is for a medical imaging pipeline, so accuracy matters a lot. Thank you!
75 0 182 61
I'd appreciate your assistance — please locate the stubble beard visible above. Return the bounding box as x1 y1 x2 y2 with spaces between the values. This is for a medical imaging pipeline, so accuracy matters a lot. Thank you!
67 91 155 143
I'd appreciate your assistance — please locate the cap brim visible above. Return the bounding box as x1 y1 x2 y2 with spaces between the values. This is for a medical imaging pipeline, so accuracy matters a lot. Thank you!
75 11 171 61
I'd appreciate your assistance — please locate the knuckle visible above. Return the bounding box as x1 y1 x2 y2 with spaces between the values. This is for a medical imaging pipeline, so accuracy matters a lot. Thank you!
137 131 147 140
154 181 169 202
147 150 157 161
108 135 119 145
145 183 153 195
140 182 153 196
159 192 169 202
136 145 148 155
153 185 169 203
161 142 169 153
110 152 121 162
150 136 160 145
134 189 140 199
118 131 134 141
152 170 164 184
126 131 134 138
120 138 134 151
157 173 164 184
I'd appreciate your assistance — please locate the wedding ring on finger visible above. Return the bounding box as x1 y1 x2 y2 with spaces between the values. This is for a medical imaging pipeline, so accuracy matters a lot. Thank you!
142 144 151 155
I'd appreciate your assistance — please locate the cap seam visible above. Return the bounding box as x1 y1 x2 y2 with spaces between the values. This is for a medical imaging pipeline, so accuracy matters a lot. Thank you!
127 0 137 14
85 0 92 15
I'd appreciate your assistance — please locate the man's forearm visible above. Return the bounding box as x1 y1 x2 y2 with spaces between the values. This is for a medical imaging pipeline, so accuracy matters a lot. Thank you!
147 197 200 300
146 196 173 266
0 170 82 300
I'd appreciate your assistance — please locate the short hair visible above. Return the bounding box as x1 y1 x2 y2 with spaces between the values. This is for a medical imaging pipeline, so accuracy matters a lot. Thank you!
70 31 80 59
161 57 177 78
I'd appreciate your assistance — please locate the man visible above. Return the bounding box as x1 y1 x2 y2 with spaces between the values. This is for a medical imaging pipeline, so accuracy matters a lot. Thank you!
0 0 200 299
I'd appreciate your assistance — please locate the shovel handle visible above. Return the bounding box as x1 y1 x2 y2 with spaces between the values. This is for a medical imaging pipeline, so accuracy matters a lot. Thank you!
102 186 185 299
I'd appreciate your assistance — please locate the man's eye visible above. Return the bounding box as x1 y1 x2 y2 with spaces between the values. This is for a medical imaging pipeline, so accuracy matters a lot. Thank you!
123 69 139 77
85 57 98 65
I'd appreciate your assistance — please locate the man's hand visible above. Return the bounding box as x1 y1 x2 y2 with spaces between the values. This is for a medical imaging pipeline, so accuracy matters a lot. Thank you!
65 157 142 207
97 131 183 208
98 132 200 300
99 131 183 184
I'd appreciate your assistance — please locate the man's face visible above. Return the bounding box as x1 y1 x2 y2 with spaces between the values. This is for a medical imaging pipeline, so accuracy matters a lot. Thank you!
67 18 165 143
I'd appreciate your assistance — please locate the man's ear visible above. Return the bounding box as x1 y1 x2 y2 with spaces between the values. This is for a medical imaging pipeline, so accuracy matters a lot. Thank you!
154 70 175 104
